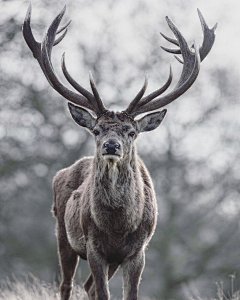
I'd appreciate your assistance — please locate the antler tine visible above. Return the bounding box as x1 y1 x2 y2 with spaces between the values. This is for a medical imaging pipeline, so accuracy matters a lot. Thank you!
56 20 72 34
53 20 72 46
22 3 41 60
131 42 201 118
124 74 148 115
89 71 107 114
53 28 68 46
61 53 96 105
165 16 196 88
23 4 69 59
61 54 106 116
197 9 217 61
138 66 173 107
160 32 182 55
160 32 179 46
40 17 94 111
160 45 181 55
23 4 104 115
174 55 184 64
23 3 62 88
42 6 66 62
161 9 217 63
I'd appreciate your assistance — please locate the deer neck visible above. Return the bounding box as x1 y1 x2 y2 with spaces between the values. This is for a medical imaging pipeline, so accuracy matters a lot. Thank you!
90 146 144 234
92 146 141 208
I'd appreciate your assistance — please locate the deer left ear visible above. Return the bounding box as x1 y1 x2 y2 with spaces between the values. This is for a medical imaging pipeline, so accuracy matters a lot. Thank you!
137 109 167 132
68 102 96 130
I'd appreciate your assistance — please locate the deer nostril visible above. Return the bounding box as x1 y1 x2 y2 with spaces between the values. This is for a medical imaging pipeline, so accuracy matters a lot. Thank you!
115 142 120 149
103 141 121 154
103 142 110 149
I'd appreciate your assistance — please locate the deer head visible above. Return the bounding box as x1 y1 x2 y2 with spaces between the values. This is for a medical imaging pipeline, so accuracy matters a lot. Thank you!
22 4 217 164
68 104 167 164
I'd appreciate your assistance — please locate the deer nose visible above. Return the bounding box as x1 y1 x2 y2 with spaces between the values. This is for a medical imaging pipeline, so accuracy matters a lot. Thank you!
103 141 121 154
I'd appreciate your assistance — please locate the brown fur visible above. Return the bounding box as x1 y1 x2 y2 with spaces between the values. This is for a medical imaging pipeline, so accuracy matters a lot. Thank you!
52 110 166 300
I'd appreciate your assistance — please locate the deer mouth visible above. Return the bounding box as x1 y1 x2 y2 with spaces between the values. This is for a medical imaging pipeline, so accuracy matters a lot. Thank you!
103 153 120 158
103 153 121 161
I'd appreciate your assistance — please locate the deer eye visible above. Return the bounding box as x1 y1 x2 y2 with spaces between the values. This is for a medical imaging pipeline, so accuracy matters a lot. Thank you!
93 129 100 136
129 131 135 137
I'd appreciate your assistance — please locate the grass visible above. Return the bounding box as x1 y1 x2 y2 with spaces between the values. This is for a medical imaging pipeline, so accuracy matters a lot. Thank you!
214 274 240 300
186 274 240 300
0 274 86 300
0 273 239 300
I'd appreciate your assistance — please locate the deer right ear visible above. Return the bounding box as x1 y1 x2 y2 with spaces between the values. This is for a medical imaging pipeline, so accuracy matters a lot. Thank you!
68 103 96 130
137 109 167 132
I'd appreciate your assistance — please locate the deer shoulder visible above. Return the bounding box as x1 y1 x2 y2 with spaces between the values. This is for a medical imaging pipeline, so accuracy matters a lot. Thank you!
52 156 93 219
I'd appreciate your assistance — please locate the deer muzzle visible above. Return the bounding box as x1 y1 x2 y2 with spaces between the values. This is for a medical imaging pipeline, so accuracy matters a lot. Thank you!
102 139 122 161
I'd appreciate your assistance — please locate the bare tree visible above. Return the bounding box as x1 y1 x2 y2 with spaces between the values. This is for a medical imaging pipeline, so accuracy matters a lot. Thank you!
22 4 217 300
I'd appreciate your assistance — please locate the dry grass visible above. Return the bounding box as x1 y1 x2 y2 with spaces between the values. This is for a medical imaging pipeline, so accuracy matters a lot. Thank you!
0 273 239 300
0 274 86 300
185 274 240 300
213 274 240 300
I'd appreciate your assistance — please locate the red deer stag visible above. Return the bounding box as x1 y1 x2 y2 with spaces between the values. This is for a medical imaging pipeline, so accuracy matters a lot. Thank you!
23 5 217 300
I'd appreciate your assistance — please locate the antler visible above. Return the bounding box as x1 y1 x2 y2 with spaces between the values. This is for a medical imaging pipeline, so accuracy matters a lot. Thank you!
124 9 217 118
160 9 218 63
22 4 107 117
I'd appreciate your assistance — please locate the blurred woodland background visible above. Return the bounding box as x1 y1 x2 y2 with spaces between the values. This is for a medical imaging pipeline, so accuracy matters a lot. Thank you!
1 0 240 299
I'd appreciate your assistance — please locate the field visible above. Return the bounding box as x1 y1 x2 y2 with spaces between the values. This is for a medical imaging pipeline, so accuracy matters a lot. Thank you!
0 274 85 300
0 274 239 300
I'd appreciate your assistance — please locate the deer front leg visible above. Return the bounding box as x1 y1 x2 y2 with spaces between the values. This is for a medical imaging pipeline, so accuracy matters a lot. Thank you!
84 263 119 300
87 247 110 300
122 251 145 300
57 225 79 300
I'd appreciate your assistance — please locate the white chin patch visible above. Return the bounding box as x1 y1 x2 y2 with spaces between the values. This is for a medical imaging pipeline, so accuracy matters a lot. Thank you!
103 154 120 163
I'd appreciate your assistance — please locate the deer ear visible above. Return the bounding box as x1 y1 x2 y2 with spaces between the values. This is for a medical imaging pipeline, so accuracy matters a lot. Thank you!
68 103 96 130
137 109 167 132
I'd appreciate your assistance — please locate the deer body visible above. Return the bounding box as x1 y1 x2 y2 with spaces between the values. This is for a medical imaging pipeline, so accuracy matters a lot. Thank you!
54 151 156 257
23 5 217 300
52 112 158 300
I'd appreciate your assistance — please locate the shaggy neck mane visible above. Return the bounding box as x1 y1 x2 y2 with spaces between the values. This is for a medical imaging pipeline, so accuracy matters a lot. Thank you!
92 146 140 209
